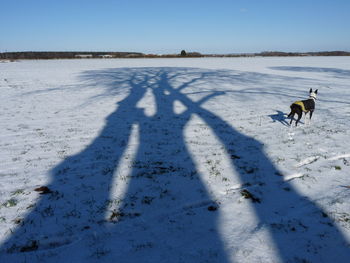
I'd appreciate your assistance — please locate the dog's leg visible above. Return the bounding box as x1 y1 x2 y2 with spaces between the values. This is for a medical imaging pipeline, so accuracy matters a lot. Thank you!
289 112 295 125
295 111 302 126
309 110 314 124
288 108 296 126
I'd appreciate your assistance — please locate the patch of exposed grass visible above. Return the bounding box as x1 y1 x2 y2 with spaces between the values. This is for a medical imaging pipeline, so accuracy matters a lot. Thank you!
11 189 25 196
240 189 261 203
3 198 18 208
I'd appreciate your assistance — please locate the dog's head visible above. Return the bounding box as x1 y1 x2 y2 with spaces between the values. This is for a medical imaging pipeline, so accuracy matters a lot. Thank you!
309 88 318 100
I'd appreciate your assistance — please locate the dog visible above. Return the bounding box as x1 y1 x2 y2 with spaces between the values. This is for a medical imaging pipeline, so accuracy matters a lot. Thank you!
288 88 318 126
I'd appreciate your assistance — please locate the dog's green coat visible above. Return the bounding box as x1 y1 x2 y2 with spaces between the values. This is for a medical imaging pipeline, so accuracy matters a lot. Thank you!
291 101 307 112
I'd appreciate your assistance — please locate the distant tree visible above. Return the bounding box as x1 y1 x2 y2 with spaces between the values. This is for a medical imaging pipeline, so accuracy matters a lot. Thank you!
180 50 187 56
187 52 202 57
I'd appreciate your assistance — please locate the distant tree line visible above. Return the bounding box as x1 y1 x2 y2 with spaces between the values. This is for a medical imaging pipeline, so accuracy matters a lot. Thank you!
1 50 349 60
257 51 350 57
0 51 145 60
0 51 205 60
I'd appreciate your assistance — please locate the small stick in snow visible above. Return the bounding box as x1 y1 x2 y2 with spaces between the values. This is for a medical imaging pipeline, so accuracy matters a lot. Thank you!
34 186 52 194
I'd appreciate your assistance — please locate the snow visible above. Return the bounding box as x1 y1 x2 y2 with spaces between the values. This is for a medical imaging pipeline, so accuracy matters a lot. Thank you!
0 57 350 262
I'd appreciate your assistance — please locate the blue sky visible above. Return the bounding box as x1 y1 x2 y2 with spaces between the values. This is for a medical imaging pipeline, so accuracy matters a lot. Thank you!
1 0 349 54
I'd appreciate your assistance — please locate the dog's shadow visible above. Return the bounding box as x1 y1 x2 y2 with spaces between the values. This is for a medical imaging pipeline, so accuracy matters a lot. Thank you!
268 110 290 126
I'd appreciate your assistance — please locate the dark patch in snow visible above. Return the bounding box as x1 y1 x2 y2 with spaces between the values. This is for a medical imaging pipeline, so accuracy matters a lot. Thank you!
240 189 261 203
34 186 52 194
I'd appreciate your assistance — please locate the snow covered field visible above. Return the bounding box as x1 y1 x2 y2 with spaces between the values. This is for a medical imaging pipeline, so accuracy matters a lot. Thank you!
1 57 350 262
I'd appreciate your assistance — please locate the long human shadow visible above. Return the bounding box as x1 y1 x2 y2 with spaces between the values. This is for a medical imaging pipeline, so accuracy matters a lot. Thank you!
158 70 350 262
1 67 349 262
113 74 229 262
0 72 150 254
0 68 230 262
